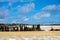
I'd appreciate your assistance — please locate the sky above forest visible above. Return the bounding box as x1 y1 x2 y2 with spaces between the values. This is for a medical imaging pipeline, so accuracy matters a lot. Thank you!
0 0 60 24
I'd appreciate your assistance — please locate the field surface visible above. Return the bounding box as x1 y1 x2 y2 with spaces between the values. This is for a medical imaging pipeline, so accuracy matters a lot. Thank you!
0 31 60 36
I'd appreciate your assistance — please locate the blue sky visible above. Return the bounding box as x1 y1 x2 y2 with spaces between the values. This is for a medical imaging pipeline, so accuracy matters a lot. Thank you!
0 0 60 24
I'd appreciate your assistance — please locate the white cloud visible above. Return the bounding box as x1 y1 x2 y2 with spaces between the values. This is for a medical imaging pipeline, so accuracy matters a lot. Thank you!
24 18 29 21
8 3 35 14
10 0 34 2
33 12 50 19
42 12 50 17
11 14 32 24
16 3 35 14
0 6 10 23
0 4 60 24
11 19 18 23
0 0 8 2
31 5 60 20
57 5 60 10
42 5 56 10
0 19 6 23
6 5 60 24
0 7 9 19
6 2 35 23
11 16 29 23
42 5 60 11
8 2 12 6
0 0 34 2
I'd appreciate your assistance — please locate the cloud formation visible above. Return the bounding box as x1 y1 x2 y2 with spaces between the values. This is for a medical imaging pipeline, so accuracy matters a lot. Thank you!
31 5 60 20
0 7 9 19
0 3 60 24
11 16 29 23
16 3 35 14
33 12 50 19
21 5 60 24
0 0 34 2
0 2 35 24
42 5 60 11
8 2 35 14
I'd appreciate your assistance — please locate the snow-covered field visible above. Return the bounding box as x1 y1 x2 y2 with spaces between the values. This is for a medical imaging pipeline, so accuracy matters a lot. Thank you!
0 36 60 40
0 32 60 40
